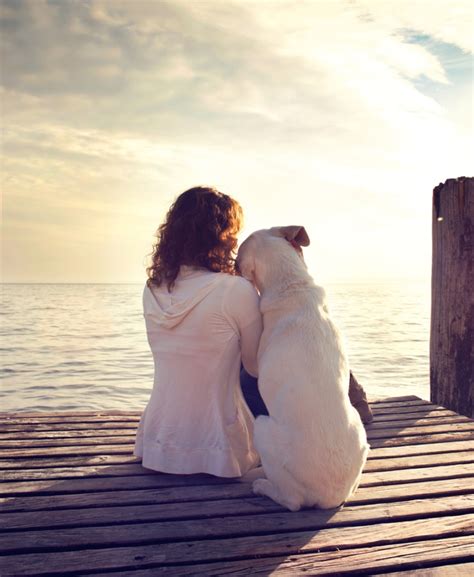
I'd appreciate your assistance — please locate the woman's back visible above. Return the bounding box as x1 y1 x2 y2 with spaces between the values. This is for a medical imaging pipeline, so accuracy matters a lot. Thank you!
135 265 262 477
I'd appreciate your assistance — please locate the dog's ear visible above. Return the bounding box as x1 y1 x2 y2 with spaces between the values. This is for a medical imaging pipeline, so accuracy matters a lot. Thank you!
277 226 310 247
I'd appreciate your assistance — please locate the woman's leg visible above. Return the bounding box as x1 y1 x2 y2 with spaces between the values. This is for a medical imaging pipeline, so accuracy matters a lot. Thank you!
240 368 269 417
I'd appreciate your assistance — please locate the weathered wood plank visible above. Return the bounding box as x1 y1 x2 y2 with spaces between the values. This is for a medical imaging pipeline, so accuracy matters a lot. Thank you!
0 454 141 470
0 401 438 428
2 515 473 574
0 415 141 426
0 444 474 481
1 462 472 495
0 421 140 433
0 435 135 448
89 561 474 577
367 422 474 439
370 409 462 422
1 494 472 533
369 440 474 459
366 415 471 429
1 460 473 485
369 399 432 409
361 463 474 485
369 430 474 448
2 476 473 514
0 399 420 419
0 444 136 458
2 450 473 481
2 419 471 442
371 405 450 416
365 451 474 472
0 409 460 433
3 430 472 459
0 473 236 496
0 410 142 419
2 439 472 471
134 536 474 576
1 424 472 449
375 563 474 577
370 395 423 402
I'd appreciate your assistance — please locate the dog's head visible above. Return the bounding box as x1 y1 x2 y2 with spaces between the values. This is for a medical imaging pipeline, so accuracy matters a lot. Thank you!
236 226 310 291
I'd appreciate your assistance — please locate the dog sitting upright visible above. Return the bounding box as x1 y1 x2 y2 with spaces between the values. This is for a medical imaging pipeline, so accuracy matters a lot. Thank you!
237 226 369 511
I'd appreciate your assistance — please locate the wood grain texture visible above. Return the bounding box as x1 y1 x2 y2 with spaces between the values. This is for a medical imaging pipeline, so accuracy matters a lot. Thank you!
3 532 474 576
431 176 474 418
1 399 473 576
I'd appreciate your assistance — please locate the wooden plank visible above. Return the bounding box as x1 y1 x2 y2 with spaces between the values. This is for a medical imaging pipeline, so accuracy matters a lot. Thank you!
0 410 142 418
1 493 472 533
371 405 450 416
0 421 140 433
370 409 462 422
0 435 135 448
1 418 471 442
88 561 474 577
369 440 474 459
375 563 474 576
0 415 141 426
1 460 473 485
367 422 474 439
368 399 432 409
0 444 136 458
3 516 473 574
361 463 474 485
0 454 141 470
370 396 422 403
369 431 474 448
0 429 137 441
0 409 460 432
365 451 474 472
0 463 154 481
133 536 474 576
0 399 419 419
2 476 473 514
2 439 472 471
367 415 471 429
0 473 236 496
1 425 472 449
0 449 473 479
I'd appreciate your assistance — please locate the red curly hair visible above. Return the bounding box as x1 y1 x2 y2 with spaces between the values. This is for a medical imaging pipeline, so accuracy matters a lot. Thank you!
147 186 243 290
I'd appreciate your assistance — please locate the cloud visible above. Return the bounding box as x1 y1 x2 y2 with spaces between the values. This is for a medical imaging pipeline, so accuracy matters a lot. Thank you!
1 0 472 282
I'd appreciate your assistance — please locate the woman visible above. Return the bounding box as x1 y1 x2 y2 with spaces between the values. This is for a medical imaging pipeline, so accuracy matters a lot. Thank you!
134 186 263 477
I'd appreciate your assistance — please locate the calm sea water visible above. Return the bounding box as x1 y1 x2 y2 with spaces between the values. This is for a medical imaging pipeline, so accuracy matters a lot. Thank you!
1 282 431 412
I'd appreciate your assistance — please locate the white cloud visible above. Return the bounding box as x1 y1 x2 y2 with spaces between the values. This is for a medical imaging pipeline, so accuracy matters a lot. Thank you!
1 0 472 282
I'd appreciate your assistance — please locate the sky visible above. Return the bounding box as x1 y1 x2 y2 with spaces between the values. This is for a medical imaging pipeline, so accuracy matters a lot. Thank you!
1 0 473 284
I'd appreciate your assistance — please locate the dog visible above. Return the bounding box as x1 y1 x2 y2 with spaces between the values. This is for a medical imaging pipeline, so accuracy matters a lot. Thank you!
236 226 369 511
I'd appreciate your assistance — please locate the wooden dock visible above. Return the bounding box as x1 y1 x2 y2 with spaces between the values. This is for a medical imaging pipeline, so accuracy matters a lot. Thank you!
0 395 473 576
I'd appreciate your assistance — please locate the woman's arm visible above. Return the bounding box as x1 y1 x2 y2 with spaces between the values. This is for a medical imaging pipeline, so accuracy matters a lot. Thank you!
223 278 263 377
240 316 263 377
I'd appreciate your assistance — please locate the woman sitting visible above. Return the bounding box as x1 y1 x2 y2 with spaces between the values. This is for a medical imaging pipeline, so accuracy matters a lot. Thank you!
134 186 262 477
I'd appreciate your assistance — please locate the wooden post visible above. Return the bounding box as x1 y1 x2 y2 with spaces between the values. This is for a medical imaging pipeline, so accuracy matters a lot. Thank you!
430 177 473 418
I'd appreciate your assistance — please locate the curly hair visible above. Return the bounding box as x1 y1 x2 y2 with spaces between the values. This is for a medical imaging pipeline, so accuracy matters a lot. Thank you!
147 186 243 290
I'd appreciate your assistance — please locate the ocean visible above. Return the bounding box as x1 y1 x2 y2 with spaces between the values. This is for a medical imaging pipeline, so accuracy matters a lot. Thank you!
1 281 431 412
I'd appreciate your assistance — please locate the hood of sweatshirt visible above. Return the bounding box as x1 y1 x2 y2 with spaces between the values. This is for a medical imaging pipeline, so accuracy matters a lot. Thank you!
143 268 223 329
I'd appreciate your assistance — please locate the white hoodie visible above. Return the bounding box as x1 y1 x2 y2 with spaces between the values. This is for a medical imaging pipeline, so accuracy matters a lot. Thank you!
134 266 263 477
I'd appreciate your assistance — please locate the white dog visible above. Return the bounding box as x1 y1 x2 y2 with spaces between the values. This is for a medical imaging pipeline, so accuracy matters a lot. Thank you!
237 226 369 511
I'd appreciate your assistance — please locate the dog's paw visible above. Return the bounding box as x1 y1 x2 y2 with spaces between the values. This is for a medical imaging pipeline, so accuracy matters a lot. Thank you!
252 478 271 497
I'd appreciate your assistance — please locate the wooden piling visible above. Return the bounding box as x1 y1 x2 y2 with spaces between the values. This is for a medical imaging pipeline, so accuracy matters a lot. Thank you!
431 176 473 418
